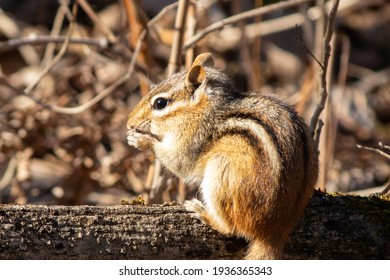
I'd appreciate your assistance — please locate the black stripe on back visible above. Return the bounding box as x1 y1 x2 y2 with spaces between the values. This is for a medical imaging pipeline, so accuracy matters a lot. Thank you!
225 113 285 166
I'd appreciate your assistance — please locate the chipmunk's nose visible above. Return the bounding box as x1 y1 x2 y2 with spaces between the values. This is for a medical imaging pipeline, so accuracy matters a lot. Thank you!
126 120 134 130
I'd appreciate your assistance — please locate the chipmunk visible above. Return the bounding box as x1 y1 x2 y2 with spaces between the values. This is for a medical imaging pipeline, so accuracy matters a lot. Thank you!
126 53 318 259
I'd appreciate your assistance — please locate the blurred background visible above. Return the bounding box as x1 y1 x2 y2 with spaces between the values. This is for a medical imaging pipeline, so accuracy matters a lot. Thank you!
0 0 389 205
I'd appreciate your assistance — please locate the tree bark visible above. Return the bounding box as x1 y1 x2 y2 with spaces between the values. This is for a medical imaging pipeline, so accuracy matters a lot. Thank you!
0 191 389 259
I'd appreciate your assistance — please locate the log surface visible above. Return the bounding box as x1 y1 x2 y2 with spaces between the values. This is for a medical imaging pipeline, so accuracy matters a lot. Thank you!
0 192 389 259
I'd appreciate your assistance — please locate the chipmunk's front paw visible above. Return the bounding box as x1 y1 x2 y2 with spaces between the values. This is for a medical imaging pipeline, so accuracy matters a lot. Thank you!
127 129 152 150
184 198 230 234
184 198 207 220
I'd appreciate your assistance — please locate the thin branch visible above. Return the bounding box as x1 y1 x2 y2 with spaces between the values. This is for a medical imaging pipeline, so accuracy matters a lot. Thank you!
314 0 326 60
183 0 314 50
0 36 109 53
382 179 390 195
123 0 151 95
167 0 190 74
297 24 324 69
184 3 196 69
0 8 40 65
123 0 146 50
23 5 77 95
336 34 350 90
356 143 390 195
250 0 264 90
232 0 254 90
309 0 340 144
77 0 135 58
0 157 17 194
76 0 117 44
356 144 390 161
157 0 356 49
314 119 324 149
379 142 390 152
42 0 72 65
0 77 49 108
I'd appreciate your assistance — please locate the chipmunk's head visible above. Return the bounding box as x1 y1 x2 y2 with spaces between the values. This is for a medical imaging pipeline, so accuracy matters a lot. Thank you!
126 53 238 153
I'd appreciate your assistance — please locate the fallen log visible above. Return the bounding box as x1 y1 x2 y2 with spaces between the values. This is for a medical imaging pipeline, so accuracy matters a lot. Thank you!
0 191 389 259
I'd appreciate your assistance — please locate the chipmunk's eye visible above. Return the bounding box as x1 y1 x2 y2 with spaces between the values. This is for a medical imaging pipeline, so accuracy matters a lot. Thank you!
153 97 169 110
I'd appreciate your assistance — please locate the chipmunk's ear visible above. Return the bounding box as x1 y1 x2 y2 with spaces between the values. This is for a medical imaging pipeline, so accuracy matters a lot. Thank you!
186 65 206 87
186 53 214 87
192 53 214 68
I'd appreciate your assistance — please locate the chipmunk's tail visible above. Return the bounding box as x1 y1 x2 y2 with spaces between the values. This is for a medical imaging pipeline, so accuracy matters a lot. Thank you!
245 239 284 260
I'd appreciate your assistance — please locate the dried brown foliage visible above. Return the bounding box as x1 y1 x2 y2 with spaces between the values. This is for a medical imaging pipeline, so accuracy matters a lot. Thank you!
0 0 389 205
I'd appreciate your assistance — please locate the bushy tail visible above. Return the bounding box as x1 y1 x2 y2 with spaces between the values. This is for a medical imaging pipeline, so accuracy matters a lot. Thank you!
245 239 284 260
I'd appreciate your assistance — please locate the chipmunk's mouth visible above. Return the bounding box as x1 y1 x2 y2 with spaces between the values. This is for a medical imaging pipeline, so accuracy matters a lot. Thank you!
127 127 162 142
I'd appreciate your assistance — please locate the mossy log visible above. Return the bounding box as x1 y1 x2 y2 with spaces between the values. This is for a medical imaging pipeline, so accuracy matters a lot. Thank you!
0 191 389 259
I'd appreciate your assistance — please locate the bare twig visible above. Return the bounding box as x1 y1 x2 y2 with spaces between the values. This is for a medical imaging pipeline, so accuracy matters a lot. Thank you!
72 0 133 58
0 77 49 108
76 0 117 44
317 32 344 191
183 0 314 50
167 0 190 74
42 0 71 65
123 0 151 95
123 0 146 50
379 142 390 152
309 0 340 146
299 1 314 52
185 3 196 69
382 180 390 195
314 0 326 60
0 9 40 65
0 36 109 53
0 34 138 64
0 157 17 195
317 3 338 190
250 0 264 90
153 0 355 49
336 34 350 90
356 143 390 195
23 4 77 95
232 0 253 90
148 1 183 27
297 25 323 70
314 119 324 149
356 144 390 161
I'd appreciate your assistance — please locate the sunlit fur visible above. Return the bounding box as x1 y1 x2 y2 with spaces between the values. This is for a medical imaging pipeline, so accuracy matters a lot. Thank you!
127 53 319 259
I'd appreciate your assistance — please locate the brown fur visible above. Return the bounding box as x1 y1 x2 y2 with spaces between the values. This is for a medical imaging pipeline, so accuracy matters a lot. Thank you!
127 53 319 259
